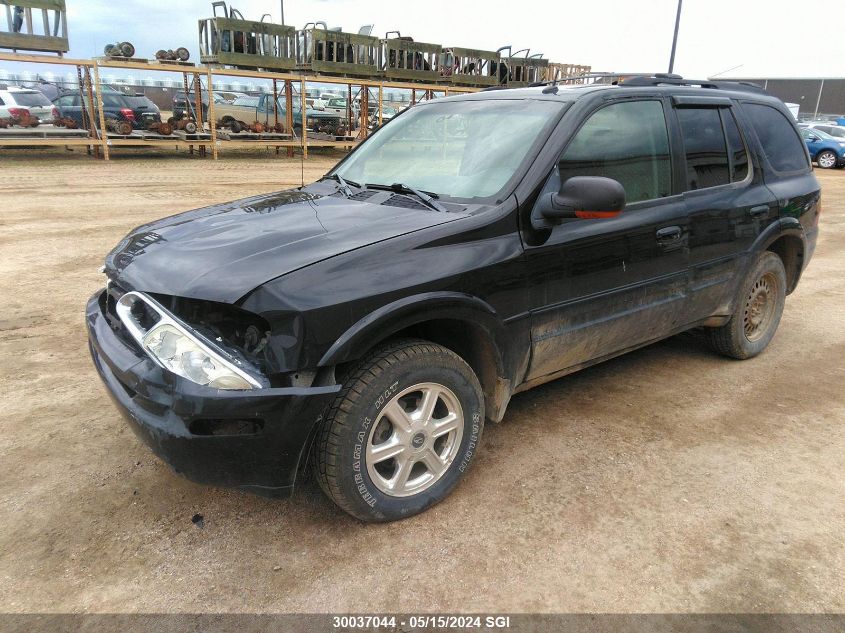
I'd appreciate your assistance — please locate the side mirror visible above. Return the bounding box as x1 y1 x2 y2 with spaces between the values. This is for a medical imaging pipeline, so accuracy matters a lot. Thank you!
539 176 626 221
807 134 819 141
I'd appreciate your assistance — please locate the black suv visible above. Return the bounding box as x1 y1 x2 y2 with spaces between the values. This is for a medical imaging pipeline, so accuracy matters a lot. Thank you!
53 88 160 129
86 76 820 522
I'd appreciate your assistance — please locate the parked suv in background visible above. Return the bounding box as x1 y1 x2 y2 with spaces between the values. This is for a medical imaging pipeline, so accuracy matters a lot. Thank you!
801 122 845 140
800 127 845 169
171 91 227 121
0 85 57 123
52 87 160 129
87 75 819 522
118 92 161 128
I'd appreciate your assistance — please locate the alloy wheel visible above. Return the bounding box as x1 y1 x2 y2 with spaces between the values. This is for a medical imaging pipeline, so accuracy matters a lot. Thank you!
818 152 837 169
366 382 464 497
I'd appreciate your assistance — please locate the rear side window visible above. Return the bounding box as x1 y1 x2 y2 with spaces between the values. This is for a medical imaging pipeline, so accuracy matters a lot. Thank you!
744 103 809 173
677 108 730 190
558 100 672 204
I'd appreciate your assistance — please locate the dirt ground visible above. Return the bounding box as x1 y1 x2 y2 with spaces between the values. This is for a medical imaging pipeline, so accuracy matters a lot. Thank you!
0 149 843 614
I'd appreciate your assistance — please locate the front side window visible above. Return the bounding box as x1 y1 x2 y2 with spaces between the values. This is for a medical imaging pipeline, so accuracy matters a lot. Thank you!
557 100 671 204
335 99 565 200
744 103 809 173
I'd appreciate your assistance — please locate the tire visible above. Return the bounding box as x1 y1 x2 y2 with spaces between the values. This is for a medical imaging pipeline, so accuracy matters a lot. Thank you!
314 339 484 522
704 251 787 359
816 150 838 169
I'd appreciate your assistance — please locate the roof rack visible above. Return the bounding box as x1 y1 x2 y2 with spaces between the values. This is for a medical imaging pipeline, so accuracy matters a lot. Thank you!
528 72 770 96
618 74 769 95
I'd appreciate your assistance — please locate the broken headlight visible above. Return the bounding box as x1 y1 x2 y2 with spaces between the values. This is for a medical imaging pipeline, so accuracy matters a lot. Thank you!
116 291 264 390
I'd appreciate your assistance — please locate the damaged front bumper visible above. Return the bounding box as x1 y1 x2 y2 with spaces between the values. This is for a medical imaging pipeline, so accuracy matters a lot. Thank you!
85 290 340 498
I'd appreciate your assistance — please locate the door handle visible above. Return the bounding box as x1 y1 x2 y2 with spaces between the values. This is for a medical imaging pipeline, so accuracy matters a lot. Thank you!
749 205 770 218
656 226 682 243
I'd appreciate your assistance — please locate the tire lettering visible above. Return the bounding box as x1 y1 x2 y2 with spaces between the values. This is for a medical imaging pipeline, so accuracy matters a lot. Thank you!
458 412 481 473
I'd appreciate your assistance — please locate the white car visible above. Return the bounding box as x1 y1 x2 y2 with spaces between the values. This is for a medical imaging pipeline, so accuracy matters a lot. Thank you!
802 121 845 141
324 97 354 116
0 86 57 123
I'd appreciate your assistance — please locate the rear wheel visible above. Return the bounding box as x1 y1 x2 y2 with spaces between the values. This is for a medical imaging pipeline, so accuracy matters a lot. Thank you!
816 150 838 169
705 251 786 359
314 340 484 522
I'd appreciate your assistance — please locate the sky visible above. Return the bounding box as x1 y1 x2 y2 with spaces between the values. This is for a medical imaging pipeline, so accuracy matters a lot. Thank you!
3 0 838 79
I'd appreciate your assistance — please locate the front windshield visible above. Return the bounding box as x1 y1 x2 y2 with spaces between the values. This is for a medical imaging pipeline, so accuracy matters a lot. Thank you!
334 99 565 200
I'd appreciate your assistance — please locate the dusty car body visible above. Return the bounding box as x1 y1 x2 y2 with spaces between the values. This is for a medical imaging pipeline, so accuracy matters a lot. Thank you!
88 76 820 521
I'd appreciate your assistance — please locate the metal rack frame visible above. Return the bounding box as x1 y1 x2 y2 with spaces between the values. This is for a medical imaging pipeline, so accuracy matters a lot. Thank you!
0 51 478 159
0 0 68 55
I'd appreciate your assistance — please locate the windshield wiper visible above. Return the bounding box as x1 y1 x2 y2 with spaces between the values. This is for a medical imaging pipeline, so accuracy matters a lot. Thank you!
365 182 447 213
322 173 359 198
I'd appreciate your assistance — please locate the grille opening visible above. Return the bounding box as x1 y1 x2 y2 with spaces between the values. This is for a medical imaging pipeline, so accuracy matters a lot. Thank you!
189 418 264 436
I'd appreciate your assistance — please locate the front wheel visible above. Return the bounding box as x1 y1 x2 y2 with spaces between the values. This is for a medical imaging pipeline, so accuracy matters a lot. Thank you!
816 150 838 169
704 251 786 359
314 340 484 522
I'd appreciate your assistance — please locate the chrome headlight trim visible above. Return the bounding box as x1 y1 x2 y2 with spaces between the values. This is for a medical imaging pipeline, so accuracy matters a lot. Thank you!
115 290 264 390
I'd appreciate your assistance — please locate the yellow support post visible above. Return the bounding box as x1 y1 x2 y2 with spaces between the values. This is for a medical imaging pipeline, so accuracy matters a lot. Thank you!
378 85 383 126
206 68 218 160
300 76 307 160
91 63 109 160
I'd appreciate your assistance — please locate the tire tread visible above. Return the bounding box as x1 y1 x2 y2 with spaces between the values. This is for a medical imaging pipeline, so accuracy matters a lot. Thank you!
314 339 474 519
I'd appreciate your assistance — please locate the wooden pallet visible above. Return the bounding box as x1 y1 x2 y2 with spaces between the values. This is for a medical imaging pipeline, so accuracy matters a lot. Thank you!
149 59 195 67
96 56 149 64
136 131 175 140
216 130 292 141
309 132 358 142
0 126 89 139
173 130 212 141
106 132 142 140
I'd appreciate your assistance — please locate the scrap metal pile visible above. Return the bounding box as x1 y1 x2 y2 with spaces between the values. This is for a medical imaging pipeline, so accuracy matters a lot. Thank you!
0 110 40 128
198 2 590 86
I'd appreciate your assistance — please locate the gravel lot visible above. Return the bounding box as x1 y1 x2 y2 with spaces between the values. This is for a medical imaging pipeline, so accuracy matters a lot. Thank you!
0 151 843 613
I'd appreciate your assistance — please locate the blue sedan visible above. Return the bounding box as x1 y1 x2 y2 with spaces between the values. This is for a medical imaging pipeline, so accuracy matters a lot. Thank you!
800 127 845 169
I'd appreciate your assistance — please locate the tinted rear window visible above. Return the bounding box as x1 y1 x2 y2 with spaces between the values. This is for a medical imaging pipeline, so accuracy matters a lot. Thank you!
744 103 809 173
12 91 51 107
101 94 127 108
124 96 155 109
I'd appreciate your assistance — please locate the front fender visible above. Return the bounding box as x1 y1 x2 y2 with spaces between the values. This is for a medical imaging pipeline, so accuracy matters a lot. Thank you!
317 292 507 372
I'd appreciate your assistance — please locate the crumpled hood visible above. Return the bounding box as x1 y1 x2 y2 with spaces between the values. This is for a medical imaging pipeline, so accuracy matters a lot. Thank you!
105 189 463 303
